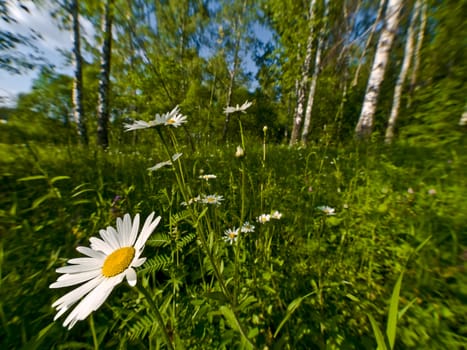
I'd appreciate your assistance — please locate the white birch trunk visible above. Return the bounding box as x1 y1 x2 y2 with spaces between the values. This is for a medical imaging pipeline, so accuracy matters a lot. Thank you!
71 0 88 145
385 0 420 143
351 0 386 87
355 0 403 138
409 0 427 96
301 0 329 145
289 0 317 146
97 0 113 149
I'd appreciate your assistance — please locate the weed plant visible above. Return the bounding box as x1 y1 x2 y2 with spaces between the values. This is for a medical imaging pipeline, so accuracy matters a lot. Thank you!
0 109 466 349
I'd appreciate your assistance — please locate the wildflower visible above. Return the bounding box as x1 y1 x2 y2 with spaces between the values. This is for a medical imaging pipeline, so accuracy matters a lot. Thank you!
257 214 271 224
271 211 282 220
202 194 224 205
223 100 253 114
156 105 187 128
235 145 245 158
241 222 255 233
199 174 217 181
147 153 183 172
407 187 415 194
428 188 436 196
263 125 268 133
223 228 239 244
317 205 336 216
50 213 161 329
181 195 201 206
124 106 187 131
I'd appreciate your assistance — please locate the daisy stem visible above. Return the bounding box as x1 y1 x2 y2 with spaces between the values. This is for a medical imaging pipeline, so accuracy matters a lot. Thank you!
89 314 99 350
136 284 175 350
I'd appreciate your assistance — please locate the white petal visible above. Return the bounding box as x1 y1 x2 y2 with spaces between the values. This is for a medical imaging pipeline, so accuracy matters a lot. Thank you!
52 276 104 311
56 263 100 274
121 214 132 246
135 214 161 251
76 246 106 260
89 237 113 255
116 217 124 240
99 229 119 250
128 213 140 247
131 257 146 268
106 226 122 249
67 257 101 265
50 269 101 288
125 268 137 286
62 277 120 329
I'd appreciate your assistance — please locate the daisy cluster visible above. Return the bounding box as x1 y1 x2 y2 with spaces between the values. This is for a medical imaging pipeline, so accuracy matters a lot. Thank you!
257 210 282 224
223 221 256 244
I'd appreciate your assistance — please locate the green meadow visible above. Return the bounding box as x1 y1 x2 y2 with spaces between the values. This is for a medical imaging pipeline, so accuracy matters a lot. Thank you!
1 113 465 349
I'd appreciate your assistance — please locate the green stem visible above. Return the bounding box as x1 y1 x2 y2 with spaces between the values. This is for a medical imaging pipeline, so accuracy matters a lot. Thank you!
89 314 99 350
136 284 175 350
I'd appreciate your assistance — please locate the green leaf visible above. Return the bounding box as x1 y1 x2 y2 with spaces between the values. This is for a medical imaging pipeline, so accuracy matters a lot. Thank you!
17 175 47 182
386 270 404 349
50 175 70 184
32 191 56 209
274 290 316 338
368 314 388 350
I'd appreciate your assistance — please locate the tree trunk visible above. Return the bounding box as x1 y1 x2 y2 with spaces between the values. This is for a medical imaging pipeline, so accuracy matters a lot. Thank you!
289 0 317 146
97 0 113 149
355 0 403 139
351 0 386 87
221 0 246 142
385 0 420 144
409 0 427 97
70 0 88 145
301 0 329 146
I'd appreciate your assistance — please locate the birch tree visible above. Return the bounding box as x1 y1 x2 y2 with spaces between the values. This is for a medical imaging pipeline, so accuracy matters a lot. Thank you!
301 0 329 145
96 0 113 149
409 0 427 96
355 0 403 138
289 0 317 146
351 0 385 87
70 0 88 145
385 0 420 144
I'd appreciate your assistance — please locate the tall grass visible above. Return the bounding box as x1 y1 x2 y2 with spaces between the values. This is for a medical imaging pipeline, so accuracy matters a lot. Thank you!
0 116 466 349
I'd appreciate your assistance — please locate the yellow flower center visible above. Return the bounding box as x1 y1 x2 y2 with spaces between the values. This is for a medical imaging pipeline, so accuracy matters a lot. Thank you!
166 118 176 124
229 232 236 239
102 247 135 277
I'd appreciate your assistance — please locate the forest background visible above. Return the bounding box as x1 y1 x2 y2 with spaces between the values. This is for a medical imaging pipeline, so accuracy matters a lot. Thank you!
0 0 466 349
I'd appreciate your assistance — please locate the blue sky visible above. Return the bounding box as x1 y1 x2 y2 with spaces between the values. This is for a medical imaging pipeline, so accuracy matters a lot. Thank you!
0 0 272 107
0 1 92 106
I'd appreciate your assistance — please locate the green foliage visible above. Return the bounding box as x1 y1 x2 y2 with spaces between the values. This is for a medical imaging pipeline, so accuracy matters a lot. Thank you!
1 108 466 349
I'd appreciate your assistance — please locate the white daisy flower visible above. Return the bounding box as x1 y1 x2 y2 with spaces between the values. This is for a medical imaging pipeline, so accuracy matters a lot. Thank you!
257 214 271 224
50 213 161 329
199 174 217 181
202 194 223 205
317 205 336 216
241 222 255 233
224 100 253 114
156 105 187 127
124 106 187 131
271 211 282 219
223 228 239 244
